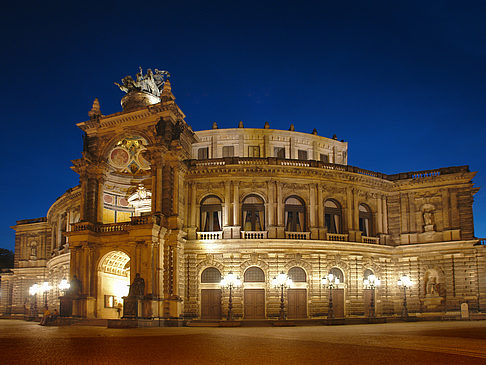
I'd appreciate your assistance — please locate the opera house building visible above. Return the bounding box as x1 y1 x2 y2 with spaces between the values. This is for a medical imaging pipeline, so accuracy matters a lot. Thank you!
1 69 485 323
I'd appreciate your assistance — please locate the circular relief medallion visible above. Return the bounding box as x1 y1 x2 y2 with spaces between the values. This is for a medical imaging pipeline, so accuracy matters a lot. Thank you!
109 147 130 168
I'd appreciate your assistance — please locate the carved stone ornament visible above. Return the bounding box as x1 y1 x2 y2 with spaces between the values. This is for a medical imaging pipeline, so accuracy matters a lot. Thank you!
115 67 170 111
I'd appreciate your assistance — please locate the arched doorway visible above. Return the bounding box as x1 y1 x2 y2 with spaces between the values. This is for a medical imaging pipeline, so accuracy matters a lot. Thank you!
287 267 307 319
243 267 266 319
328 267 345 318
200 267 222 319
98 251 130 319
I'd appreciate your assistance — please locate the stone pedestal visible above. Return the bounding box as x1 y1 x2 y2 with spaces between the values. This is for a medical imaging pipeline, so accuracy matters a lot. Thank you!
72 296 96 318
59 296 73 317
165 295 183 318
123 296 142 319
424 224 435 232
424 294 442 310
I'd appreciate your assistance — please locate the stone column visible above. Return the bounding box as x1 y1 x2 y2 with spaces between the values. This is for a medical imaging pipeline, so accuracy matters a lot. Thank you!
232 183 240 238
276 182 284 238
309 184 317 239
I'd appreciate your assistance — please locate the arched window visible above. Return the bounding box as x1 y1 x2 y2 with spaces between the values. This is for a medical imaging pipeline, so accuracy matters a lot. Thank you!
200 196 222 232
244 267 265 282
288 267 306 282
285 196 305 232
359 204 373 237
364 269 374 280
242 195 265 231
324 200 342 234
201 267 222 283
329 267 344 283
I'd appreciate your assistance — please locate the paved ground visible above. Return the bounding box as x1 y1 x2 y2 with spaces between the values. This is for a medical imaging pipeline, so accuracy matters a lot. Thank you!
1 320 486 364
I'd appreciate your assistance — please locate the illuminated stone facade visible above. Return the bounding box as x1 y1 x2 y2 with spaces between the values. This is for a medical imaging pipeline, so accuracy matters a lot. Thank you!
1 72 485 321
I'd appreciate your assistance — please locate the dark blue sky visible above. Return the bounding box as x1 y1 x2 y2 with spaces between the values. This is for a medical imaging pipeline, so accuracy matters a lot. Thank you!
1 1 485 251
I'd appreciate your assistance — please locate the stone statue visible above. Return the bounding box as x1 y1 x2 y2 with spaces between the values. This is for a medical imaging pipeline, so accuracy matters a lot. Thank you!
423 211 434 226
115 68 170 97
171 121 184 141
128 273 145 297
69 275 82 298
155 118 166 136
426 276 438 295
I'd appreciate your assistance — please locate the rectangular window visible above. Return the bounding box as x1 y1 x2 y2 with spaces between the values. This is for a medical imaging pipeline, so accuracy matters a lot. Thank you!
198 147 209 160
298 150 308 160
104 295 114 308
274 147 285 159
320 153 329 163
222 146 234 157
248 146 260 157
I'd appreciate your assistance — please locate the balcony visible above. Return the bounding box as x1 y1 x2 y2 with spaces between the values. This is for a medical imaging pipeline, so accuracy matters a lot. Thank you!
362 236 380 244
327 233 348 242
285 232 310 240
241 231 268 239
197 231 223 240
71 215 154 233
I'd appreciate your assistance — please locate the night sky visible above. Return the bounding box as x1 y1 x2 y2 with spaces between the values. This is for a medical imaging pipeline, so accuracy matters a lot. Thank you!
1 1 485 251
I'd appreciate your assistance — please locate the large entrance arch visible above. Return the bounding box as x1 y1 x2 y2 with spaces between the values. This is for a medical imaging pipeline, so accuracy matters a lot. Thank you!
97 251 130 319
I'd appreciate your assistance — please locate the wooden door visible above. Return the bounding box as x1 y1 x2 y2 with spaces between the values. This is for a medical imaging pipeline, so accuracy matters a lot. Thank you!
244 289 265 319
201 289 221 319
332 289 345 318
363 288 374 317
287 289 307 319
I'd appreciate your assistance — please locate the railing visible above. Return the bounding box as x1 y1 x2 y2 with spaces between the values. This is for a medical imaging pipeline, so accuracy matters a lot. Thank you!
475 238 486 246
131 215 151 225
71 221 97 232
241 231 268 239
362 236 380 244
98 222 130 232
71 215 153 233
280 160 310 167
187 158 469 182
197 231 223 240
327 233 348 241
285 231 310 240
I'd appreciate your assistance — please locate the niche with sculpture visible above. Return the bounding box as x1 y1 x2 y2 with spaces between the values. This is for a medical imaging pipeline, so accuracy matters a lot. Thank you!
424 269 444 310
421 203 435 232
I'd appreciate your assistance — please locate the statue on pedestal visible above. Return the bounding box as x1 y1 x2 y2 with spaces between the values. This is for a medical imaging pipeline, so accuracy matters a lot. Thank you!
128 273 145 298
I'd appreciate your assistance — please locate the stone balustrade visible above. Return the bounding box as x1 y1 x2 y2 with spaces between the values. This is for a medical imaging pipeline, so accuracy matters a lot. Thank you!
327 233 348 242
241 231 268 239
187 157 468 181
197 231 223 240
284 231 310 240
362 236 380 244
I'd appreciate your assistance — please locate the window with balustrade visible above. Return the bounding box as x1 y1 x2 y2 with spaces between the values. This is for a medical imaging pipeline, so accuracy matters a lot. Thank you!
285 196 306 232
324 199 342 234
200 196 222 232
359 204 373 237
242 195 265 231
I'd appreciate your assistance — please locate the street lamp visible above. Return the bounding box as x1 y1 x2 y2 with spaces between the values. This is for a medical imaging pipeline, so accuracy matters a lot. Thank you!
363 274 380 318
220 272 241 321
29 284 40 319
397 275 413 320
39 282 52 308
321 273 340 319
58 279 70 295
272 272 293 320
